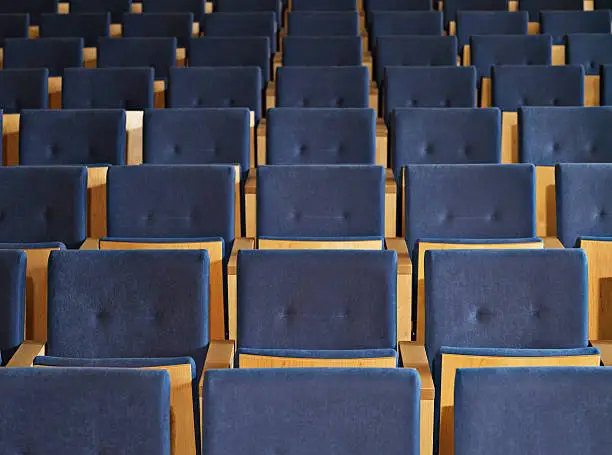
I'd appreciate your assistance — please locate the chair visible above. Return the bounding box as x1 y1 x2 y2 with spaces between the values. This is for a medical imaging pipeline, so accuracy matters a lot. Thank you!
384 66 476 123
215 0 282 27
0 250 25 365
276 66 369 108
367 0 432 12
203 368 421 455
0 368 171 453
3 37 83 77
0 68 48 115
369 12 443 53
0 0 57 25
566 34 612 106
292 0 357 10
541 11 611 45
519 106 612 237
0 14 29 50
68 0 132 23
281 36 362 66
39 12 110 47
602 64 612 105
142 0 204 20
455 11 528 53
122 12 194 48
492 65 585 162
519 0 584 23
444 0 508 31
287 11 360 36
202 12 277 52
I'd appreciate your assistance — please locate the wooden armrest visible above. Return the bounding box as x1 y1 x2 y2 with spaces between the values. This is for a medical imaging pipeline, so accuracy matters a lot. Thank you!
542 237 564 249
6 341 46 367
245 170 257 237
399 341 434 400
200 340 235 393
79 238 100 250
385 237 412 274
229 238 256 275
592 340 612 365
384 169 397 238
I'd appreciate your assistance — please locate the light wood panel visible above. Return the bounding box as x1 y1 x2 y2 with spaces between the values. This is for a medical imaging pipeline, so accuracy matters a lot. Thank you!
266 83 275 110
387 238 412 343
87 166 108 239
227 238 256 342
239 354 397 368
154 80 165 108
2 113 19 166
552 45 565 66
580 239 612 340
585 75 600 107
48 76 62 109
83 47 97 68
480 78 492 108
259 239 383 250
6 340 45 367
535 165 556 238
384 168 397 238
24 248 58 342
592 340 612 365
126 110 144 165
501 111 519 163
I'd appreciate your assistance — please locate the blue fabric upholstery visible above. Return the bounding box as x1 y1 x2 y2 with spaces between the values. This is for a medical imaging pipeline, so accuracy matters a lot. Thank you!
62 67 155 109
366 0 431 12
143 0 203 19
237 250 397 350
519 0 584 21
0 13 29 46
288 12 360 36
541 11 611 45
69 0 132 23
370 12 442 52
601 64 612 105
19 109 126 166
106 165 235 254
566 33 612 75
391 108 501 172
596 0 612 7
188 37 270 84
492 65 584 112
442 346 598 357
257 165 385 238
443 0 507 26
122 13 193 48
0 166 87 248
455 367 612 455
266 108 376 164
168 67 262 120
555 163 612 247
0 0 56 25
0 368 171 453
202 12 277 52
282 36 362 66
97 37 176 80
215 0 282 26
237 348 398 359
518 106 612 165
3 37 83 77
384 66 476 122
470 35 552 81
0 250 25 364
0 242 66 250
292 0 357 10
47 249 210 373
375 36 457 86
456 11 528 50
276 66 369 108
40 13 110 47
203 369 419 455
405 164 536 254
144 108 250 169
0 68 48 113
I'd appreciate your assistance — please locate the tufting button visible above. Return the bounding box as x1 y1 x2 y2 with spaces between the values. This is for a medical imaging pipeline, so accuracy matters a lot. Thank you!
335 97 344 107
298 145 307 155
342 211 351 222
424 145 433 156
552 143 560 153
551 98 559 106
172 145 180 155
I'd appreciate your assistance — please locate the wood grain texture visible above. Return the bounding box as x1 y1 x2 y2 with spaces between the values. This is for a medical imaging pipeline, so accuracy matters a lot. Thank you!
501 111 518 164
154 80 165 108
386 238 412 342
585 75 600 107
239 354 397 368
480 77 491 108
5 341 45 367
87 166 108 239
48 76 62 109
23 248 58 342
528 22 540 34
266 82 275 110
256 119 266 166
2 113 19 166
385 168 396 238
591 340 612 365
245 170 257 238
83 47 96 68
535 165 556 237
227 238 255 342
376 122 387 167
552 45 565 66
126 110 144 165
580 239 612 340
462 45 470 66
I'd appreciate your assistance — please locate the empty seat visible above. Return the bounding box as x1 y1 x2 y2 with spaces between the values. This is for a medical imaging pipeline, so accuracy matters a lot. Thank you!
0 68 48 113
264 108 376 165
202 12 277 52
566 33 612 75
62 67 154 109
601 64 612 105
456 11 528 51
541 11 611 45
366 0 431 13
455 367 612 455
0 13 29 47
519 0 584 22
3 37 83 77
292 0 357 11
97 37 176 80
276 66 369 108
0 250 25 365
188 37 270 84
0 0 57 25
287 11 360 36
282 36 362 66
143 0 204 19
168 67 262 121
215 0 282 26
444 0 508 28
369 12 443 52
122 12 193 48
0 368 171 452
69 0 132 23
375 36 457 87
39 13 110 47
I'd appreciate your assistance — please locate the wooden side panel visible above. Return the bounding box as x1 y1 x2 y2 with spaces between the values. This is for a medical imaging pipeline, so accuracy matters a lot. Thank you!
239 354 397 368
581 239 612 340
249 110 256 168
2 113 20 166
585 75 600 107
83 47 96 69
87 166 108 239
256 121 266 166
57 2 69 13
266 83 275 110
376 122 387 167
501 111 519 164
369 83 378 115
385 168 397 238
24 248 57 342
245 170 257 238
48 76 62 109
154 80 165 108
528 22 540 34
387 238 412 343
227 238 256 342
480 77 492 108
126 110 144 165
258 239 383 250
552 45 565 66
535 165 556 238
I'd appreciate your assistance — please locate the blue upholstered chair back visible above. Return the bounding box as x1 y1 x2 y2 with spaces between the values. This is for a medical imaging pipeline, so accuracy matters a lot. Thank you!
40 13 110 47
492 65 584 112
519 0 583 21
266 108 376 164
3 37 83 77
276 66 369 108
106 165 235 248
122 13 193 48
288 12 360 36
97 37 176 80
391 108 501 171
203 368 420 455
19 109 126 166
470 35 552 81
69 0 132 23
0 13 29 46
0 166 87 248
556 163 612 247
367 0 431 12
292 0 357 10
443 0 507 26
384 66 476 122
0 68 48 113
202 12 277 52
47 249 210 364
237 250 397 350
143 0 203 20
144 108 250 169
519 106 612 165
597 0 612 7
257 165 385 238
62 67 155 109
282 36 362 66
456 11 528 50
0 250 25 363
455 367 612 455
370 12 442 51
404 164 536 254
215 0 282 26
0 0 56 25
567 33 612 75
375 36 457 86
541 11 611 45
168 67 262 120
188 37 270 84
602 64 612 105
424 249 589 370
